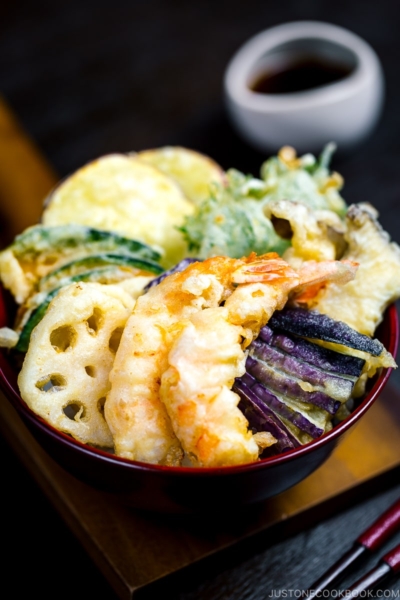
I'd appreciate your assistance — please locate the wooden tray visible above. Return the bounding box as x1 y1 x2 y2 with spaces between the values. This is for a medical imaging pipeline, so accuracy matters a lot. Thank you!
1 385 400 599
1 97 400 600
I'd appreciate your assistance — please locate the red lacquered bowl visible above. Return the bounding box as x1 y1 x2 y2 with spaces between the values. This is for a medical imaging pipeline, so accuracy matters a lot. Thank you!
0 285 398 513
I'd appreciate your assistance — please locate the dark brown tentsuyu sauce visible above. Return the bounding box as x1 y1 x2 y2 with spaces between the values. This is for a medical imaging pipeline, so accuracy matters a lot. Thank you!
250 56 353 94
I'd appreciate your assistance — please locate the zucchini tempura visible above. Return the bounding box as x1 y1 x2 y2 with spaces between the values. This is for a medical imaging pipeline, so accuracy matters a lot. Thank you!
18 282 135 448
0 224 160 304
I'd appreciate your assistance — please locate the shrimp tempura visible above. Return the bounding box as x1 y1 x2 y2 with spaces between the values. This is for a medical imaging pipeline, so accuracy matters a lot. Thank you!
105 253 298 464
106 253 357 466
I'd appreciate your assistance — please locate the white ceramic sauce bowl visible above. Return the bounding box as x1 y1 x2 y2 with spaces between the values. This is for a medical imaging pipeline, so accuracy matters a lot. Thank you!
224 21 384 154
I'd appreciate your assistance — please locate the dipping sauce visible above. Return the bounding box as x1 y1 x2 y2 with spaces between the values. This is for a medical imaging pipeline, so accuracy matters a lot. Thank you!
250 56 353 94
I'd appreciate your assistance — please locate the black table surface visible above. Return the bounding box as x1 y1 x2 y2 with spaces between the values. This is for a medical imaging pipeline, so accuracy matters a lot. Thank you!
1 1 400 598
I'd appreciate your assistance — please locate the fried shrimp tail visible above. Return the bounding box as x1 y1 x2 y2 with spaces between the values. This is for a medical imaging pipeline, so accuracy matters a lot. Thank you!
291 259 359 304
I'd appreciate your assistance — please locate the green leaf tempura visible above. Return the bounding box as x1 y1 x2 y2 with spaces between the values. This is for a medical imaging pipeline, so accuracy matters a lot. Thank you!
180 169 290 259
180 144 347 260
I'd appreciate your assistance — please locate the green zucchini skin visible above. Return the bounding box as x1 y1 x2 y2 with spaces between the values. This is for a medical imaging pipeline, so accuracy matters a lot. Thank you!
15 288 59 353
15 265 154 353
38 254 163 293
10 224 162 263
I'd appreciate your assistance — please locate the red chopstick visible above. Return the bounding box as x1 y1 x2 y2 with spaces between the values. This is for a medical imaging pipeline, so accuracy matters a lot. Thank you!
344 543 400 596
303 498 400 597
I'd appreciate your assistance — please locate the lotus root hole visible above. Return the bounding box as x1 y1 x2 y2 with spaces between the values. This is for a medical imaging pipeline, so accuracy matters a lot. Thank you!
63 402 86 421
50 325 77 352
109 327 124 353
85 365 96 378
36 373 66 392
97 397 106 417
86 307 104 334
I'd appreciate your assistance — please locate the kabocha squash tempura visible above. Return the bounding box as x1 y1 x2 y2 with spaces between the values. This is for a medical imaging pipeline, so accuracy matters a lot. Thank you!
0 145 399 466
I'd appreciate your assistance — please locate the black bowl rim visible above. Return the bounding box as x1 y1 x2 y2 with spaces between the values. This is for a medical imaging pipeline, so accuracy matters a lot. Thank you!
0 289 398 479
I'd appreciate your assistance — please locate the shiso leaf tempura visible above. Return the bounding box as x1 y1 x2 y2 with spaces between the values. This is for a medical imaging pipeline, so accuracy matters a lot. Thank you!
180 144 346 260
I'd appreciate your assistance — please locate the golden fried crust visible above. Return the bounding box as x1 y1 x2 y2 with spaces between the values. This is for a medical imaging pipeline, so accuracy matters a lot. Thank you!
18 282 134 448
42 155 194 267
160 308 259 467
135 146 226 207
311 204 400 336
106 254 300 466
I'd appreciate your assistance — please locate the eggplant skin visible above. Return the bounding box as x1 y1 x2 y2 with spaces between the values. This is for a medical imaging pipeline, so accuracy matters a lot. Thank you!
233 379 300 453
268 307 384 356
249 338 354 402
259 325 365 377
249 379 324 439
246 353 342 414
144 257 201 292
235 306 375 452
239 372 325 441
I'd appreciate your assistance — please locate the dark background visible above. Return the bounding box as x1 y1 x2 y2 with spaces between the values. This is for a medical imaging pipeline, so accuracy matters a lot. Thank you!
1 1 400 598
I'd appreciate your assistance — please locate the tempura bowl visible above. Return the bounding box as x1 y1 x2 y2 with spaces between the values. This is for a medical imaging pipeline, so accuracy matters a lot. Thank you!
0 285 397 513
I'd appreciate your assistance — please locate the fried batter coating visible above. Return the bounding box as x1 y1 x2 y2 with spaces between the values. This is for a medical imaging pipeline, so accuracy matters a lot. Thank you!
264 199 346 268
160 308 269 467
310 204 400 336
159 259 359 467
106 253 300 465
106 253 356 466
18 282 134 448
